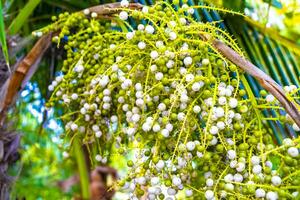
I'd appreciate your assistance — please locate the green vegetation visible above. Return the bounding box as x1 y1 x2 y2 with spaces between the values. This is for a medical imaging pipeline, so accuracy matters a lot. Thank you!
0 0 299 199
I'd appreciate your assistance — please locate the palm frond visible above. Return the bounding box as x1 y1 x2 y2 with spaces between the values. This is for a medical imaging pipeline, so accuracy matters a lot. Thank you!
8 0 41 35
0 0 9 65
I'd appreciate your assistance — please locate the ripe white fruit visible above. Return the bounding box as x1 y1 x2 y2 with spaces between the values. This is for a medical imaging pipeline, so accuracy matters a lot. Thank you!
227 150 236 160
233 173 243 182
126 127 136 136
71 123 78 131
145 25 155 34
218 96 226 105
266 191 278 200
217 121 225 130
95 131 102 138
266 94 275 102
161 129 170 137
83 9 90 15
210 136 218 145
255 189 266 198
186 141 195 151
172 176 182 186
135 98 144 107
95 154 102 161
155 72 164 80
266 161 273 168
142 6 149 13
166 123 173 132
252 165 262 174
155 40 164 48
177 112 185 121
192 82 201 91
229 98 238 108
202 58 210 66
292 191 299 197
167 188 177 196
185 73 194 82
283 138 294 146
103 96 111 102
169 32 177 40
74 64 84 73
103 89 111 96
80 107 87 115
166 60 175 68
119 11 128 20
180 94 189 103
168 20 177 27
205 190 214 200
71 93 78 100
135 83 142 91
215 107 225 118
224 183 234 191
93 53 99 60
158 103 166 111
234 113 242 120
150 177 159 186
225 88 232 97
150 51 159 59
111 115 118 123
48 85 54 91
224 174 233 182
197 151 203 158
193 105 201 113
120 0 129 7
288 147 299 157
62 151 69 158
292 123 300 131
206 178 214 187
229 160 237 168
142 123 151 132
118 96 123 104
251 156 260 165
138 41 146 49
137 24 145 30
136 177 146 185
126 32 134 40
92 125 100 132
183 56 193 66
91 12 97 18
271 175 282 186
150 64 157 72
131 114 140 123
179 67 187 75
152 124 161 132
209 126 219 135
179 17 187 25
185 189 193 197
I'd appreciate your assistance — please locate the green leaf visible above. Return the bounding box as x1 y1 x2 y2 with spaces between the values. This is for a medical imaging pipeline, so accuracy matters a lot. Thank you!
222 0 245 12
73 137 90 199
269 155 281 170
44 0 91 10
8 0 41 35
0 0 9 64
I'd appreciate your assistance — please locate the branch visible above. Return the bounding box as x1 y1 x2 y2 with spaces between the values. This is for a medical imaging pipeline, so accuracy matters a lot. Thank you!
1 2 299 129
0 34 52 122
85 3 300 128
0 3 142 123
87 2 142 15
202 34 300 127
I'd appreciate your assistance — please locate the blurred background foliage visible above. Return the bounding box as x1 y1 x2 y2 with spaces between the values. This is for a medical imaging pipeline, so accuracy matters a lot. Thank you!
7 82 75 199
0 0 299 199
245 0 300 43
